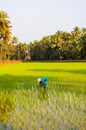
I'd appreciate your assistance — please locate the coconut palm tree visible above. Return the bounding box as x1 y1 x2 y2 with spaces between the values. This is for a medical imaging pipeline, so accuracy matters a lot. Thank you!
79 28 86 59
70 26 81 59
0 10 11 60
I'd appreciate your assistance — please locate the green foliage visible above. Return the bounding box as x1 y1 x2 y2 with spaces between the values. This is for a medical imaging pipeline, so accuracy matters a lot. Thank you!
29 27 86 60
0 10 11 61
0 62 86 129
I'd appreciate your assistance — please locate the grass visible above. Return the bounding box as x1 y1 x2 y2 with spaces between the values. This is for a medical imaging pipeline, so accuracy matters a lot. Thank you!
0 62 86 130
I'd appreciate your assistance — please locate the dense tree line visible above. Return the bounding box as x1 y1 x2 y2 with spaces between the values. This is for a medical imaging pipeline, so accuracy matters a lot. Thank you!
0 11 86 61
29 27 86 60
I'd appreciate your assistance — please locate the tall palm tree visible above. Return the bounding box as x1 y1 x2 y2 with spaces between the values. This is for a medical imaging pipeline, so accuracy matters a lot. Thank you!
70 27 81 59
0 10 12 60
79 28 86 59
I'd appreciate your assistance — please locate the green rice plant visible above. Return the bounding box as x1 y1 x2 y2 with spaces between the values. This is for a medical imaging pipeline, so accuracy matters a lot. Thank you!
0 62 86 130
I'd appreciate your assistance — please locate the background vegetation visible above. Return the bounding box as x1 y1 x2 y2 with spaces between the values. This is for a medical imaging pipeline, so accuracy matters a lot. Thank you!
0 11 86 61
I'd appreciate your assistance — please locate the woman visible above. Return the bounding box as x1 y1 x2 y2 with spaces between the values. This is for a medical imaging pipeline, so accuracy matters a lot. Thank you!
37 76 48 88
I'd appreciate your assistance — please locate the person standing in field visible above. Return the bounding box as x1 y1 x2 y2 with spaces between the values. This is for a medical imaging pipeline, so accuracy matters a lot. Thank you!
37 76 48 88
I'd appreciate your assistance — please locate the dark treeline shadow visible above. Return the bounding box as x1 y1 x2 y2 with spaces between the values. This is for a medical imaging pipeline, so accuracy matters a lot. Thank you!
0 74 37 90
28 68 86 75
0 74 85 95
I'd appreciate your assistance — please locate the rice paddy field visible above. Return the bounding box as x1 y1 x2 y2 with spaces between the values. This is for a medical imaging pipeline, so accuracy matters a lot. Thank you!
0 62 86 130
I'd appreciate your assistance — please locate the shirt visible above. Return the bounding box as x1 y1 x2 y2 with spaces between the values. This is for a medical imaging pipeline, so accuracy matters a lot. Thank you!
40 76 48 86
